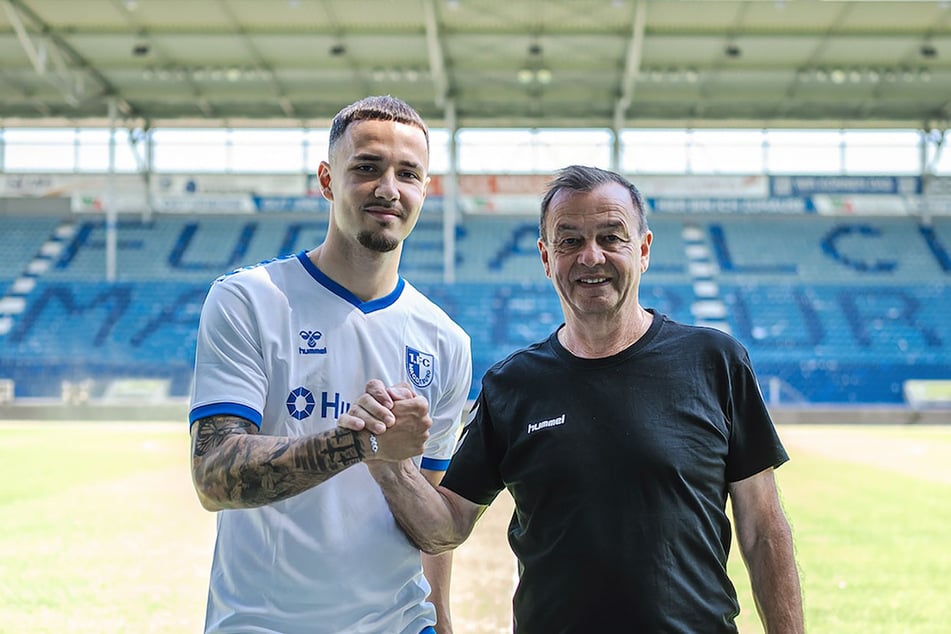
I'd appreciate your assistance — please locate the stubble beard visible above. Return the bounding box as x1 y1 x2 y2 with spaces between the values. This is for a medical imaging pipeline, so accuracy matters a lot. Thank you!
358 230 400 253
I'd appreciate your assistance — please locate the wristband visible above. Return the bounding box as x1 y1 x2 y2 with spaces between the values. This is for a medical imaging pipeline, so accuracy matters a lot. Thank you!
368 434 379 456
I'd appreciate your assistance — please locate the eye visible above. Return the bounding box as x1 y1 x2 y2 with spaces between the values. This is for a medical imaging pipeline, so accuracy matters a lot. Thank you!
400 170 421 181
601 234 629 247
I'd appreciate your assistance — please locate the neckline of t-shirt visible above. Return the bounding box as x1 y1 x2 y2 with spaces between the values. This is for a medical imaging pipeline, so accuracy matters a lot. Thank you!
548 309 663 367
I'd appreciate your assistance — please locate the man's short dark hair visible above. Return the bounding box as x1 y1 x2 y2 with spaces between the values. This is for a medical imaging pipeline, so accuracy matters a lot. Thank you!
539 165 648 243
328 95 429 152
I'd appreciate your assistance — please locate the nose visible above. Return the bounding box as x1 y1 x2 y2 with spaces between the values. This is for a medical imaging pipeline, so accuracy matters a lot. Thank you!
576 240 606 267
374 169 399 201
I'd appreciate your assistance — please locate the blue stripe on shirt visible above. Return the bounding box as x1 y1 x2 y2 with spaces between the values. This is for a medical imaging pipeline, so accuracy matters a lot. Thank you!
189 402 262 427
421 456 451 471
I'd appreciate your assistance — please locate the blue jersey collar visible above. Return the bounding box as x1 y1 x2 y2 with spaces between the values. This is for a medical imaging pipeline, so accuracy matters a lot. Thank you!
296 251 404 314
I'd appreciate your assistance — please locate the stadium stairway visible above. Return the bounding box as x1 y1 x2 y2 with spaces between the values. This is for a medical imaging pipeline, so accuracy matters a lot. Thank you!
0 215 78 336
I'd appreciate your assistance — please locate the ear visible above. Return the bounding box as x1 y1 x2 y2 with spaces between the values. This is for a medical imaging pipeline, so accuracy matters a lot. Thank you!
538 239 552 279
316 161 333 201
422 175 431 198
640 231 653 273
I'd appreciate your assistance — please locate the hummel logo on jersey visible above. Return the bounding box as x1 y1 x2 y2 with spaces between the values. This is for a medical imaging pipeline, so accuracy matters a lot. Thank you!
405 346 434 388
454 428 470 455
527 414 566 434
465 401 479 426
299 329 327 355
452 402 479 455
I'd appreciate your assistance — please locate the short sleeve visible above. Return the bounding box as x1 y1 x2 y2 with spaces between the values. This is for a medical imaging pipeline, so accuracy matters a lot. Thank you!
725 349 789 482
421 330 473 471
440 391 506 505
188 278 268 427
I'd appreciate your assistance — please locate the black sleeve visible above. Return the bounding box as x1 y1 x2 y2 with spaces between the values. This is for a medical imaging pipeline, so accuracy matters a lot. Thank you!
440 390 506 506
725 348 789 482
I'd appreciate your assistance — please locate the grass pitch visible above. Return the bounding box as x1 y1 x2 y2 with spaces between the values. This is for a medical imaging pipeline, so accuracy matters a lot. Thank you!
1 421 949 633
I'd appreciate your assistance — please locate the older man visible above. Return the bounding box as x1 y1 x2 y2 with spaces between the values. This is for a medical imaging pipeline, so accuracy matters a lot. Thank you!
348 165 803 633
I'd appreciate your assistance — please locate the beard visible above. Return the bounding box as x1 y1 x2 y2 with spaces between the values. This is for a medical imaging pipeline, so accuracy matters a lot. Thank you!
358 230 400 253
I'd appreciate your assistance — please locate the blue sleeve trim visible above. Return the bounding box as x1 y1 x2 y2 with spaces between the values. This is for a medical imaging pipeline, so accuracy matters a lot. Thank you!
421 456 451 471
189 402 262 428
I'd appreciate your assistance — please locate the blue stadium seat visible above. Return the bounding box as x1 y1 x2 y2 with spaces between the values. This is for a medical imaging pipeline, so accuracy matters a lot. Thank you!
1 209 947 404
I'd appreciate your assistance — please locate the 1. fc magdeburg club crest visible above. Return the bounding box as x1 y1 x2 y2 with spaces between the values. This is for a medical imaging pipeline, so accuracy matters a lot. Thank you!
405 346 434 388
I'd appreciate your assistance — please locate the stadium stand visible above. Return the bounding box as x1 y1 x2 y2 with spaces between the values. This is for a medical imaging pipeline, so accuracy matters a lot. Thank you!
0 205 947 407
707 215 949 404
0 215 64 281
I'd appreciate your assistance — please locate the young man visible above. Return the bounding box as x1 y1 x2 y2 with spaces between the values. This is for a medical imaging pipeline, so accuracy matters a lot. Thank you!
188 96 472 634
346 165 804 632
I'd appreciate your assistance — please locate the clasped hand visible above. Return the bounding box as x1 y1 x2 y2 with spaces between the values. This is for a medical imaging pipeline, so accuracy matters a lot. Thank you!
338 379 432 461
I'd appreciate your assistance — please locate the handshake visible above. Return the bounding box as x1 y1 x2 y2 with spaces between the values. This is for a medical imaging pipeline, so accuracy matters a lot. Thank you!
338 379 433 463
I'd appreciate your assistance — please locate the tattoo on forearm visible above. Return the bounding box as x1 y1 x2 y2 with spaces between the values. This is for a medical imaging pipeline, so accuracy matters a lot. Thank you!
193 416 257 456
293 427 365 471
191 416 366 508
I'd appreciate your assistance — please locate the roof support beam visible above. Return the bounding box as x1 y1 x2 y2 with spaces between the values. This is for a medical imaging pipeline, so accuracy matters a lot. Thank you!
3 0 45 76
443 97 458 285
422 0 449 110
3 0 79 105
3 0 123 112
612 0 647 169
613 0 647 132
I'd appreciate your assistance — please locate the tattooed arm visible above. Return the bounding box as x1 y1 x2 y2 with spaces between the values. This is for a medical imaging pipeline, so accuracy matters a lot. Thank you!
190 402 432 511
190 416 368 510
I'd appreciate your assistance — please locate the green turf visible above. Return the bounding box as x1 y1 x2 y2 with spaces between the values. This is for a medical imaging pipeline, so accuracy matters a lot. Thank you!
2 422 950 633
728 430 951 634
0 424 179 504
0 423 207 633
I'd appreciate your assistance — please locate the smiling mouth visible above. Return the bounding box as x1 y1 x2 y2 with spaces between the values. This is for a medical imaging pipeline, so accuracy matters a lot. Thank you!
365 206 402 220
578 277 608 284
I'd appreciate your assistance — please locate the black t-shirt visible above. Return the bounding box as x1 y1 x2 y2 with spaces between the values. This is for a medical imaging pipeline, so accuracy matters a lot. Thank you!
441 311 789 633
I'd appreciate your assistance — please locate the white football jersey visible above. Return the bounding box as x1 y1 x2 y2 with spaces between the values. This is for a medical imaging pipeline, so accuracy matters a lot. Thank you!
189 252 472 634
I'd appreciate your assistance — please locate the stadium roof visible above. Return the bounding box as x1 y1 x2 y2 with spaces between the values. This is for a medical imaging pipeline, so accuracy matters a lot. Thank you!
0 0 948 130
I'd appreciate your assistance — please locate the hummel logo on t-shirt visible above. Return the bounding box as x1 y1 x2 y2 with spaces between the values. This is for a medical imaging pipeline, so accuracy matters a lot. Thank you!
527 414 566 434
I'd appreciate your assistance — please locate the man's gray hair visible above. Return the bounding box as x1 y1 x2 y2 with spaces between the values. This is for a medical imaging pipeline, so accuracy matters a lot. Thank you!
539 165 648 243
